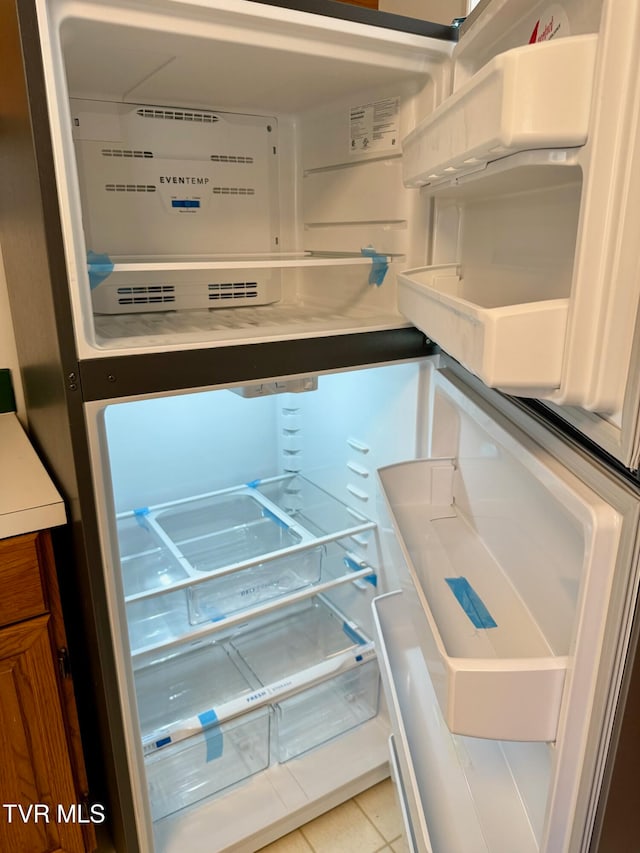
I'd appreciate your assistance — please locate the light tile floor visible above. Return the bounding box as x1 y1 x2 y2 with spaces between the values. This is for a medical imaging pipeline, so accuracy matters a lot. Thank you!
257 778 409 853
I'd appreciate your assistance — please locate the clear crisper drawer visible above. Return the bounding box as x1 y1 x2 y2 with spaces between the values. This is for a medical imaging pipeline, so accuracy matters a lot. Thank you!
118 476 377 654
274 661 379 762
231 597 379 762
145 707 270 821
156 493 304 571
187 545 324 624
118 516 189 595
136 642 269 821
135 641 260 733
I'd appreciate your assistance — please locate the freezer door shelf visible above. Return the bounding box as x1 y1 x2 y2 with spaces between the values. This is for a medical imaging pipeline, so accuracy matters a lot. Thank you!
402 35 597 189
373 591 541 853
397 265 569 393
135 596 379 822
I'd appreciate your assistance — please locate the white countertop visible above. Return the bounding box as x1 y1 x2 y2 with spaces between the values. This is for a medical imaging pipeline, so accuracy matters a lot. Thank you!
0 412 66 539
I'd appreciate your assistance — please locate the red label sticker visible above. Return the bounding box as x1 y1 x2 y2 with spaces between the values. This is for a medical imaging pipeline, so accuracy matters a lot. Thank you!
529 4 570 43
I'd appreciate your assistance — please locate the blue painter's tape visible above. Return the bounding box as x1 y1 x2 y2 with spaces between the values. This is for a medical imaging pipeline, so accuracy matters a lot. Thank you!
246 479 261 488
344 556 378 588
262 507 289 529
133 507 150 529
343 622 367 646
361 246 389 287
445 577 497 629
87 251 114 290
198 709 223 762
155 736 172 749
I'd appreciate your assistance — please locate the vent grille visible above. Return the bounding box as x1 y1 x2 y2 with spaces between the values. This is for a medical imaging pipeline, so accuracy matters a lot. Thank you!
117 285 175 305
210 155 254 164
212 187 255 196
102 148 153 159
209 282 258 301
106 184 157 193
137 108 219 123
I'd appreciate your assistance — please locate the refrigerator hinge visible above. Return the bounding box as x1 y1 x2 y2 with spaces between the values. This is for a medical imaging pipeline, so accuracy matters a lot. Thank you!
57 646 71 679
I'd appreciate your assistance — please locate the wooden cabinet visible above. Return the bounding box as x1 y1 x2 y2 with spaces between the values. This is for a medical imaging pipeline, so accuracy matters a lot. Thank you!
0 531 95 853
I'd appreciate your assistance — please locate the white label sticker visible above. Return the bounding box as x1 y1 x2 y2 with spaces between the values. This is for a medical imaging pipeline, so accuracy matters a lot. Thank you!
528 4 571 42
349 98 399 155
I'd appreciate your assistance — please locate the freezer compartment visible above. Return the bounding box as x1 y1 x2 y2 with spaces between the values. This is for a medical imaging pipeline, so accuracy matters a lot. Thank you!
378 458 567 742
403 35 597 189
38 0 452 357
398 264 569 391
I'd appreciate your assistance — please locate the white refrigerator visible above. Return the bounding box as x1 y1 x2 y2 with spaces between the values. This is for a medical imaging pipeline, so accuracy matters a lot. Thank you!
2 0 640 851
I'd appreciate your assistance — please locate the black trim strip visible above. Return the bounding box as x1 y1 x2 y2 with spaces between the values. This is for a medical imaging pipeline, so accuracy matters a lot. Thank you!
248 0 459 40
523 398 640 484
79 329 433 401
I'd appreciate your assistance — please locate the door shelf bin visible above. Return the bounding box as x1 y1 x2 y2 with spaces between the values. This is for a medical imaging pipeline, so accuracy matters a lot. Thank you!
397 265 568 391
402 35 597 189
378 459 567 742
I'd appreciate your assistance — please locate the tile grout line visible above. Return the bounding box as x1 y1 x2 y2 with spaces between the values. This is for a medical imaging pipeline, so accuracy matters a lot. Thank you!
354 795 390 850
298 794 389 853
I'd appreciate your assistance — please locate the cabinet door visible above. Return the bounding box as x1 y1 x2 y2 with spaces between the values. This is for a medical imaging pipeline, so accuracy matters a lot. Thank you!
0 615 86 853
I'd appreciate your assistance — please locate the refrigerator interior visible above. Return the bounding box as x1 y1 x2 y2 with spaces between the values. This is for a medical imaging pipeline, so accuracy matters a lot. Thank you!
35 0 454 359
89 359 431 852
86 356 640 852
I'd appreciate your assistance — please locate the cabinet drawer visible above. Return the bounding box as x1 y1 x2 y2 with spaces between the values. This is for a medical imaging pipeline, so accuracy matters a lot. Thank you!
0 533 46 627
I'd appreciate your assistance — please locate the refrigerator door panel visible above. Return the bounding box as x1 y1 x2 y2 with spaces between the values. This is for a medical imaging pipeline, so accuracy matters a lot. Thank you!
398 0 640 467
373 362 640 853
